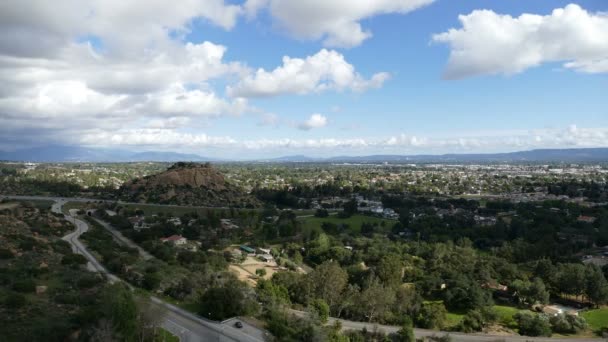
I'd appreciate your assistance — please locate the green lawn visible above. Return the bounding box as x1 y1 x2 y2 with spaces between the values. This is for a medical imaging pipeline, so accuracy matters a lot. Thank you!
581 308 608 331
445 312 464 327
299 214 395 234
493 305 523 329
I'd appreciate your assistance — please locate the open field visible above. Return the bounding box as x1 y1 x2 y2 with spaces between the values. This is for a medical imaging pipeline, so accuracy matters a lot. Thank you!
581 308 608 331
299 214 395 234
230 256 278 286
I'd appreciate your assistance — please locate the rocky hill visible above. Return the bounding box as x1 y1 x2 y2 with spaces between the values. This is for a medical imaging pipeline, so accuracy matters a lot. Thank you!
117 162 258 207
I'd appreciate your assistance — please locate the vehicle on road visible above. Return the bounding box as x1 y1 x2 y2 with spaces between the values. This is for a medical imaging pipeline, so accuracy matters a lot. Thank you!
234 321 243 329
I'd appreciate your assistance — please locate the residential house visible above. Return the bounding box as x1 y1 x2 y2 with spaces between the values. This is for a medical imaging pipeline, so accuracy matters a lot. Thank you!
160 235 187 246
167 217 182 226
578 215 597 224
221 219 240 230
258 254 274 263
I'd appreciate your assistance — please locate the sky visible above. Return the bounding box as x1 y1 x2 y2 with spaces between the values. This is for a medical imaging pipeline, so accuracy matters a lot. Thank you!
0 0 607 159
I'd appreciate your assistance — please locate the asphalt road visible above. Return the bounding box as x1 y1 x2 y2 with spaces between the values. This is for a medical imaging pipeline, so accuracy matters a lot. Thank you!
43 197 266 342
92 217 154 260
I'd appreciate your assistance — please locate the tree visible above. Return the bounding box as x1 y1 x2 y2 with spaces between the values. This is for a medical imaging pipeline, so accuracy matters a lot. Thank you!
135 298 167 342
376 254 403 288
256 268 267 278
315 209 329 218
256 279 290 307
304 261 348 311
550 314 587 334
199 286 245 320
444 277 492 312
142 271 161 291
585 264 608 307
458 307 497 333
357 278 396 322
342 199 358 218
101 283 138 341
416 302 447 330
310 299 330 323
511 278 549 305
515 312 551 337
395 317 415 342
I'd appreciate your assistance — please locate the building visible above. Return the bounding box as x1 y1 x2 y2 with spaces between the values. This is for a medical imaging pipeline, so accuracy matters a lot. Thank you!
240 245 256 255
221 219 240 230
258 254 274 263
257 247 271 255
129 216 150 231
160 235 187 246
577 215 597 224
167 217 182 226
474 215 497 227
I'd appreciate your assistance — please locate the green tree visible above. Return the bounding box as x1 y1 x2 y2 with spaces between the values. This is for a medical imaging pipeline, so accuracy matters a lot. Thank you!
256 268 267 278
515 312 551 337
310 298 330 323
416 302 447 330
101 283 138 341
585 264 608 307
304 261 348 311
376 254 403 288
199 285 245 320
357 278 396 322
395 317 415 342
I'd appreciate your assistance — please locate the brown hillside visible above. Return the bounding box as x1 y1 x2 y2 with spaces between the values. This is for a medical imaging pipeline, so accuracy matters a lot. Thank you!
118 162 257 207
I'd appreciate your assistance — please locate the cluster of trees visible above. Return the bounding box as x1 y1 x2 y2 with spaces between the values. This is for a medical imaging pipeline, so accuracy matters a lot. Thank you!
255 221 608 336
0 207 168 341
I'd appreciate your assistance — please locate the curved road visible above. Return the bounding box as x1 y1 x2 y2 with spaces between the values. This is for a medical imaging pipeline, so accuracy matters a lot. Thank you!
47 198 266 342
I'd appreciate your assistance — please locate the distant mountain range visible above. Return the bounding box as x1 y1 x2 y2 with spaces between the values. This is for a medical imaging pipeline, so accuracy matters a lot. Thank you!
0 146 214 162
1 146 607 163
264 148 608 163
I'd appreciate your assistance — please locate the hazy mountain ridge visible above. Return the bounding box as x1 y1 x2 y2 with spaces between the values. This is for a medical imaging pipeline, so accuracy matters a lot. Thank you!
1 146 607 163
0 146 214 162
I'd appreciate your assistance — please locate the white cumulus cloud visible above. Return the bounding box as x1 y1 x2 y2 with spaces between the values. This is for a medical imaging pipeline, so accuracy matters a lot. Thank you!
433 4 608 79
298 114 328 130
228 49 390 97
247 0 435 47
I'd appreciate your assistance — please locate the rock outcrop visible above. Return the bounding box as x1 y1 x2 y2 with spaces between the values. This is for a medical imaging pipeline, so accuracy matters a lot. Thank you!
118 162 257 207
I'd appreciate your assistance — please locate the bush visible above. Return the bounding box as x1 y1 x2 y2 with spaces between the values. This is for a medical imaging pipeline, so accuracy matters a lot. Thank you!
0 248 14 259
61 253 88 266
315 209 329 218
416 302 447 329
12 278 36 293
550 314 587 334
310 298 330 323
515 312 551 336
3 292 27 308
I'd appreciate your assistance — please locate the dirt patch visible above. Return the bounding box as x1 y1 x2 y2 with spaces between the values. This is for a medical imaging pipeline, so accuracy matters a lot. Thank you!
0 202 19 210
229 256 280 286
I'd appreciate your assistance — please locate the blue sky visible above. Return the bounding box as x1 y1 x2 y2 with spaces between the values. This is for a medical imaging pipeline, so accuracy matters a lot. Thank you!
0 0 606 158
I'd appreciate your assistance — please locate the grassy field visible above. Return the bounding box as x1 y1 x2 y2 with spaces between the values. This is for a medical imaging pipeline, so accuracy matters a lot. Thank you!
581 308 608 331
445 312 464 327
299 214 395 234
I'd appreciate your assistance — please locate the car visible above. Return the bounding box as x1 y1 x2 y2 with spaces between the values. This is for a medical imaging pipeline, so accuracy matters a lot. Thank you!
234 321 243 329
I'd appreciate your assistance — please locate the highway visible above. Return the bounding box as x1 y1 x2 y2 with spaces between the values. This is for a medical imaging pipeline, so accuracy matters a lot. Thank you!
43 197 266 342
